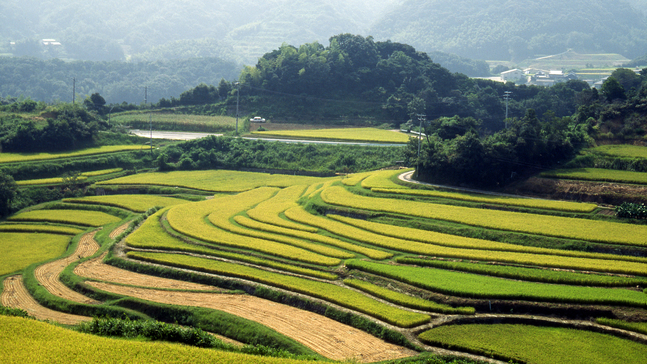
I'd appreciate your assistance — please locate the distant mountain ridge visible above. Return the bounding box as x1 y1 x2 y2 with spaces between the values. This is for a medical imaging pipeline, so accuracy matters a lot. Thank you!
369 0 647 61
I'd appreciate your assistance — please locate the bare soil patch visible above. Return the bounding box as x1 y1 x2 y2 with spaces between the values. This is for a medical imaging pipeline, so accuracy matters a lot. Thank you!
1 275 91 325
109 222 130 239
34 231 101 304
87 281 416 363
75 253 219 291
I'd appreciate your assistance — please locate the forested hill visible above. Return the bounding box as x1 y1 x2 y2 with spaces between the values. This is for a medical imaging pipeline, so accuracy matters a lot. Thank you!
369 0 647 61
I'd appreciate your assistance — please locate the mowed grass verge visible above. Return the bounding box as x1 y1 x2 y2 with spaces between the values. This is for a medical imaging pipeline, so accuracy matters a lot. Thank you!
128 251 430 328
321 186 647 247
418 323 647 364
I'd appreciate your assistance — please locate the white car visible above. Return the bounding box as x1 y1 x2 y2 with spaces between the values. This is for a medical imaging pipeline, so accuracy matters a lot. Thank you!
250 116 266 122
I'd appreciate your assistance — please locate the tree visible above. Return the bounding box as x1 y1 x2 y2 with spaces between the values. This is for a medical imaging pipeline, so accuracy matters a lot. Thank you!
0 171 17 217
83 93 107 115
601 77 626 101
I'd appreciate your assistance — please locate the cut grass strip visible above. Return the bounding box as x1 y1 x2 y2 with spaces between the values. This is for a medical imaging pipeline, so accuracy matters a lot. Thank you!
541 168 647 185
125 209 338 280
63 194 191 213
321 186 647 247
128 251 430 328
396 257 647 287
347 260 647 307
166 189 340 266
372 188 597 213
418 324 647 364
9 209 122 227
344 278 474 314
235 215 390 260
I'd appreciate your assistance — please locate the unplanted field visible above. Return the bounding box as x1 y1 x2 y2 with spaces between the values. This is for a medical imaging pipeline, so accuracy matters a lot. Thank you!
418 323 647 364
251 127 411 143
0 145 142 164
99 170 341 192
86 282 417 362
0 232 71 275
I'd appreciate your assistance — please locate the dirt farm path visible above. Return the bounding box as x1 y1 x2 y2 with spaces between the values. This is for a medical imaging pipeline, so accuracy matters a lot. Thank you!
75 253 219 291
34 231 101 305
1 275 90 325
87 281 417 363
109 222 131 239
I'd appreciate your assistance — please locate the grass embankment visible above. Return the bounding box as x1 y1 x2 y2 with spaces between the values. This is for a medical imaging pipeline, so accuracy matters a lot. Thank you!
321 186 647 247
251 127 411 143
418 323 647 364
347 260 647 307
128 251 430 328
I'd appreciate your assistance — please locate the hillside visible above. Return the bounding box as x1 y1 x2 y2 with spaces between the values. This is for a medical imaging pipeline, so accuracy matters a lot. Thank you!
369 0 647 61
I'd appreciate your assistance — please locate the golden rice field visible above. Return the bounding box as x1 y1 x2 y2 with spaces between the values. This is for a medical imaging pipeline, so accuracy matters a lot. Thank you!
251 127 412 143
0 145 142 164
4 167 647 363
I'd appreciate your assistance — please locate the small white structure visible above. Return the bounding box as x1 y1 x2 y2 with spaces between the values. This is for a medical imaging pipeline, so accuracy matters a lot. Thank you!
500 69 523 82
250 116 266 122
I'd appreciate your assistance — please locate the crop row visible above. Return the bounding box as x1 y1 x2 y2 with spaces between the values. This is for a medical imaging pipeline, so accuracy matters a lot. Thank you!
128 251 430 328
63 194 191 213
344 278 474 314
541 167 647 185
329 215 647 264
165 189 341 266
1 232 71 275
98 170 341 192
346 260 647 307
125 209 337 280
371 188 598 213
396 257 647 287
9 209 122 227
0 223 83 235
0 145 142 164
246 185 318 232
321 186 647 247
418 323 647 364
287 209 647 275
236 215 391 260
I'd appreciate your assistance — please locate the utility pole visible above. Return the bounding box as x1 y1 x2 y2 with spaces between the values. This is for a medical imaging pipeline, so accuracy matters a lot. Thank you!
416 113 426 178
503 91 512 128
235 82 240 136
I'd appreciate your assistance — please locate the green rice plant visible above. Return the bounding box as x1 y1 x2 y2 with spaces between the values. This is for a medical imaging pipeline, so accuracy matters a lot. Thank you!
0 232 71 275
63 194 191 212
541 168 647 185
9 209 122 227
246 185 317 232
111 112 236 133
235 215 391 260
346 260 647 307
595 318 647 335
166 188 340 266
251 127 411 143
588 144 647 159
321 186 647 247
360 169 411 189
372 188 598 213
290 210 647 275
344 278 474 314
329 215 647 265
1 315 308 364
0 224 83 235
128 251 430 328
418 324 647 364
125 209 338 280
396 257 647 287
0 145 143 164
99 170 341 192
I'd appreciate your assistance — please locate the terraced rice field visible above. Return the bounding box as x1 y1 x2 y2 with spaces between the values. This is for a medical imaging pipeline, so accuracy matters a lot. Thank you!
4 168 647 363
0 145 142 164
251 127 411 143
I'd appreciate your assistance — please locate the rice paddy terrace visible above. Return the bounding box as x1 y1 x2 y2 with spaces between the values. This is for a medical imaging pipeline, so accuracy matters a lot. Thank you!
2 166 647 364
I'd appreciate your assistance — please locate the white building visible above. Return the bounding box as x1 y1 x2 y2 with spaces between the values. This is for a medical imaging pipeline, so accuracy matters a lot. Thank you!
500 68 523 82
